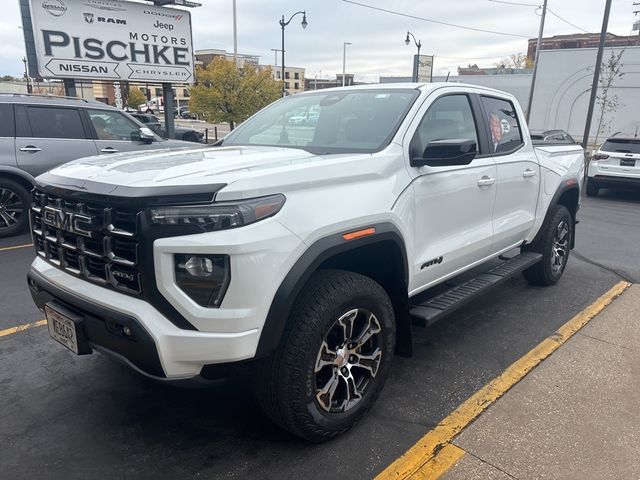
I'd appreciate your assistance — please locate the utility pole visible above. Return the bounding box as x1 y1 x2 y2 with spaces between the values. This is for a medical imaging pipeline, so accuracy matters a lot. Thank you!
525 0 548 123
270 48 282 66
581 0 613 152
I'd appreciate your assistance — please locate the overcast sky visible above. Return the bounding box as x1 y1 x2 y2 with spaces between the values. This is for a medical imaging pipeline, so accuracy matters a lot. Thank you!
2 0 637 81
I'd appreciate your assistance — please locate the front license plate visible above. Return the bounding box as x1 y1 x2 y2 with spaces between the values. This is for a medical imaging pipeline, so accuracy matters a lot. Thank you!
45 305 80 354
620 159 635 167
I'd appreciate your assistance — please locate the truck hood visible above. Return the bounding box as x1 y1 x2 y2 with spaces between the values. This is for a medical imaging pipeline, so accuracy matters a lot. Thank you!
45 145 324 188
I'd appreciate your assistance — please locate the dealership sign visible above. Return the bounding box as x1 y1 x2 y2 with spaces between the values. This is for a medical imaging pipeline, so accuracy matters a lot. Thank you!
29 0 194 83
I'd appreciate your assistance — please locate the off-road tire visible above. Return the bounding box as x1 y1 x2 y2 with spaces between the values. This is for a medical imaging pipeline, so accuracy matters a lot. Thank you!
523 205 572 286
254 269 395 442
585 178 599 197
0 178 30 238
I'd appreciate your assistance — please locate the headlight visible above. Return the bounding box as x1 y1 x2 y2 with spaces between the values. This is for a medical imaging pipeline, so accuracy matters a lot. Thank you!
149 194 285 232
174 254 230 307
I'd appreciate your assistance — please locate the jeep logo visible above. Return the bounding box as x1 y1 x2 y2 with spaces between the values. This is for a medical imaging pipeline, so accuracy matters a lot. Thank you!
42 206 95 238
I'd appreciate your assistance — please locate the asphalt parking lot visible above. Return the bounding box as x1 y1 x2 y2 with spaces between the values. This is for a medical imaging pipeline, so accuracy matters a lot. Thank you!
1 188 638 480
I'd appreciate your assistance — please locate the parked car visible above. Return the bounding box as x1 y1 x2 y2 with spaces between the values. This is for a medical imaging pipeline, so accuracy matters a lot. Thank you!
130 113 204 143
26 84 584 442
586 137 640 196
175 106 196 119
530 129 578 144
0 93 194 237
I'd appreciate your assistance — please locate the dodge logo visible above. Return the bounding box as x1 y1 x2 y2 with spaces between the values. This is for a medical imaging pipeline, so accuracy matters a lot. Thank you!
42 206 95 238
84 13 95 23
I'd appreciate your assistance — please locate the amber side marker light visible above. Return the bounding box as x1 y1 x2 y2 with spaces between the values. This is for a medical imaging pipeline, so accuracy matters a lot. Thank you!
342 227 376 241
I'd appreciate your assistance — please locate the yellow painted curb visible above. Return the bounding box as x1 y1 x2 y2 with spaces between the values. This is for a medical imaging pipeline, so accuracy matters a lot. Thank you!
409 444 465 480
376 280 631 480
0 319 47 338
0 243 33 252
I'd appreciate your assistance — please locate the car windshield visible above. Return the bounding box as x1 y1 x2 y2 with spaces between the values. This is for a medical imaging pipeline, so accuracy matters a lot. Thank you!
222 89 420 154
601 138 640 154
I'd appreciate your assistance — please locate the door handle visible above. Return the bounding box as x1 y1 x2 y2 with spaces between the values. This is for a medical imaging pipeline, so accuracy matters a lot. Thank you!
523 169 537 178
477 176 496 187
19 146 42 153
100 147 119 153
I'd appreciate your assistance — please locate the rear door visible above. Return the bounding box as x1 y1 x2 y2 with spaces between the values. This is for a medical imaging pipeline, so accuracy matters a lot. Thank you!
85 108 163 154
15 104 98 177
0 104 16 168
479 95 540 253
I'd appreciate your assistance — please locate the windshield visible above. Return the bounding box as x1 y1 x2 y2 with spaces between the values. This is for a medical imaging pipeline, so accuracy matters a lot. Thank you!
601 138 640 154
222 89 420 154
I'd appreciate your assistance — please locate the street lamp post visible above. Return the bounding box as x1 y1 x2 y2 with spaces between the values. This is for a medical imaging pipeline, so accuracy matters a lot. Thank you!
279 11 307 97
342 42 351 86
405 31 422 82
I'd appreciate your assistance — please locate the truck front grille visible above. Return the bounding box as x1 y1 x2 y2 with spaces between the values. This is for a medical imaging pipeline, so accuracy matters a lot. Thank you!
30 189 143 296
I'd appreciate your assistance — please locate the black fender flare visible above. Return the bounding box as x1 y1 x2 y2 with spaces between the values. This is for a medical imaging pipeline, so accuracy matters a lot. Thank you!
255 222 410 358
530 178 580 249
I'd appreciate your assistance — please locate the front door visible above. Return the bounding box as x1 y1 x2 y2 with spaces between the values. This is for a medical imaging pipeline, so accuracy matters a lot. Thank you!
407 92 497 293
85 109 162 155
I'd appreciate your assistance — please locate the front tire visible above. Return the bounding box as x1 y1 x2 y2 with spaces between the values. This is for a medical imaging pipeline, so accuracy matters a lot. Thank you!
0 179 30 238
523 205 573 286
255 269 395 442
585 178 599 197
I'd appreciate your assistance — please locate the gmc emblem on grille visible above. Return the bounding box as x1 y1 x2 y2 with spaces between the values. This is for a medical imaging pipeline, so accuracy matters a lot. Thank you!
42 206 95 238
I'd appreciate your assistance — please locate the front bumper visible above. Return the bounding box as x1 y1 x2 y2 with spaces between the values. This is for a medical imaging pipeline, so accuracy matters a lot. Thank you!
28 257 260 380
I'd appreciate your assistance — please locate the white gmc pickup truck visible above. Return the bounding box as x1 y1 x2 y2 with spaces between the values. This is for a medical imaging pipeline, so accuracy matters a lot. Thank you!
27 83 584 441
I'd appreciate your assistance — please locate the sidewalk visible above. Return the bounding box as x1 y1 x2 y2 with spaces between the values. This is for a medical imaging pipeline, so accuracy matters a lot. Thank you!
442 284 640 480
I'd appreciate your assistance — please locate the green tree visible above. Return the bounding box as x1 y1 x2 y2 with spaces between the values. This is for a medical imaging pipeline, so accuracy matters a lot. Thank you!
593 50 625 148
189 58 281 130
127 87 147 109
1 75 17 81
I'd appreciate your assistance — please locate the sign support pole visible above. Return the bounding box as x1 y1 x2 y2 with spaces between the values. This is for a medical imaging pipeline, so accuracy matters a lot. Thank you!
63 79 77 97
163 83 175 139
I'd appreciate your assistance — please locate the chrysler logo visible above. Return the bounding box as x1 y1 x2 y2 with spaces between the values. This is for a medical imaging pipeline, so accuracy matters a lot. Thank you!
42 206 95 238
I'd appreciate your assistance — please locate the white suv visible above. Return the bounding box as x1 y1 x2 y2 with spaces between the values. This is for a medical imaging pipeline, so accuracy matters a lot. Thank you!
587 137 640 196
27 84 584 441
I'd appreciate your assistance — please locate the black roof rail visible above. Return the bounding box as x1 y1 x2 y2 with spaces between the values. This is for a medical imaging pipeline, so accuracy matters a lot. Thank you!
0 93 91 103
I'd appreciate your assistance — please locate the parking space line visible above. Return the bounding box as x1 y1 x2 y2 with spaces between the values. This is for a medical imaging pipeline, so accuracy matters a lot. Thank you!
375 280 632 480
0 319 47 338
0 243 33 252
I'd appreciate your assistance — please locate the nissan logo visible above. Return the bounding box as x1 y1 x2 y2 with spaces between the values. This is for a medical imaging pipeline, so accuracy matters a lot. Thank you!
42 0 68 17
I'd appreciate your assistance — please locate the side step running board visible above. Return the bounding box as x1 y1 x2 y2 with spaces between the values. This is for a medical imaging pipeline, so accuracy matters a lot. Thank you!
410 252 542 327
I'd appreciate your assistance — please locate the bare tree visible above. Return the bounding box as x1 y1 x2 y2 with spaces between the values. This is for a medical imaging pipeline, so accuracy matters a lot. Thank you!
494 53 532 70
593 50 625 148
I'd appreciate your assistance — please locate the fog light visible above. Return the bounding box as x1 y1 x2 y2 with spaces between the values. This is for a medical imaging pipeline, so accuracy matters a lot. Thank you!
185 256 214 277
174 254 230 308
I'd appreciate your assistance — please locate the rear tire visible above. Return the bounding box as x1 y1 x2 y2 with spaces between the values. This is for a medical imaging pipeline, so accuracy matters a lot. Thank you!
0 178 30 238
585 178 599 197
523 205 572 286
255 269 395 442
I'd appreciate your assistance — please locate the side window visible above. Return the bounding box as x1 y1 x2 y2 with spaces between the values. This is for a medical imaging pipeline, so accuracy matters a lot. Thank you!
410 94 478 159
0 104 15 137
480 96 523 154
25 107 86 139
87 109 143 141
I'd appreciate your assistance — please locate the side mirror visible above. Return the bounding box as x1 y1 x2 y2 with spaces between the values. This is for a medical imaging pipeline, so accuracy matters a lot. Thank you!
131 128 155 144
411 139 477 167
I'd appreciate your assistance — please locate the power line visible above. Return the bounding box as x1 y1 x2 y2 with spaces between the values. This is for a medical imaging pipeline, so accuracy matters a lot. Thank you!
546 7 590 33
341 0 533 38
488 0 539 7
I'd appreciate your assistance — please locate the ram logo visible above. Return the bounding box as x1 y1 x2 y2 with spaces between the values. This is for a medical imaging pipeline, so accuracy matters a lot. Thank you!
42 207 95 238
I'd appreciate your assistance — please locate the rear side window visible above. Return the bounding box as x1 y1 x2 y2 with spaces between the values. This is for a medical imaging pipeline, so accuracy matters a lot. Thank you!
0 104 14 137
25 106 87 139
601 139 640 154
480 96 523 154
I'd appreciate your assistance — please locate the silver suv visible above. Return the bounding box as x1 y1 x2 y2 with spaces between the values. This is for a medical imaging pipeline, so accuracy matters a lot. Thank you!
0 94 194 237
